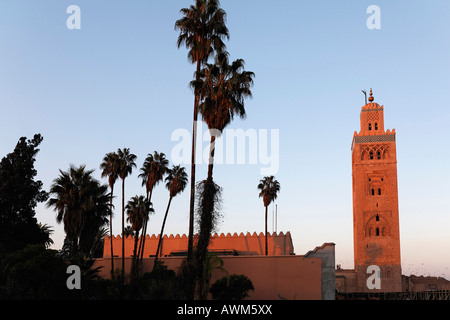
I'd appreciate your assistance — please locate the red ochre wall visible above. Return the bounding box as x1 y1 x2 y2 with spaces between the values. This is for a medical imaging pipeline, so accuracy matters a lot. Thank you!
94 255 323 300
96 233 334 300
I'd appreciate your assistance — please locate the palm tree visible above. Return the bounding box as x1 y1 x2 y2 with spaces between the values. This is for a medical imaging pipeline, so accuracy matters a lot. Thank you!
194 51 255 181
175 0 229 261
78 185 110 258
100 152 120 277
257 176 280 256
154 165 188 267
192 51 254 297
117 148 137 278
126 195 152 277
47 165 111 258
123 226 134 237
137 151 169 266
200 252 227 299
89 227 109 258
37 223 54 249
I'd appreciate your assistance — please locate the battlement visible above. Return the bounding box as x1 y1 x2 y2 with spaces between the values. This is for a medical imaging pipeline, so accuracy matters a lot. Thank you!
361 102 383 111
353 128 395 137
103 231 294 258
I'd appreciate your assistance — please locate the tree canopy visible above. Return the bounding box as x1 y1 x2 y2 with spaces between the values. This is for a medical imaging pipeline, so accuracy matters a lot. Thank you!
0 134 49 256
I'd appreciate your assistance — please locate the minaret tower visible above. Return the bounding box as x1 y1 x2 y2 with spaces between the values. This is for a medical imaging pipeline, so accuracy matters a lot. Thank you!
351 89 402 292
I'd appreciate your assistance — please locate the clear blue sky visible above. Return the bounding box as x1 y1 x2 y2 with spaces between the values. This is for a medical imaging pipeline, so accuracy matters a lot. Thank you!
1 1 449 278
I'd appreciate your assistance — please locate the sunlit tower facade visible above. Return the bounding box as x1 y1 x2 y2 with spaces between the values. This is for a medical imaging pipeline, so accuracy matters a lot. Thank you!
351 90 402 292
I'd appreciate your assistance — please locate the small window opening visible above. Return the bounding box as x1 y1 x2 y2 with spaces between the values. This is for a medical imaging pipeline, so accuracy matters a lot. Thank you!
378 188 382 195
372 189 375 196
376 228 380 236
375 123 378 130
369 151 374 160
377 151 381 159
376 214 380 221
368 123 372 131
386 269 391 278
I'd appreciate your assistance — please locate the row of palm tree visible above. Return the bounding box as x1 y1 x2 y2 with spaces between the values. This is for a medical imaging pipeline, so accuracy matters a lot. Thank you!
125 195 152 276
99 149 188 279
99 148 137 280
46 162 280 264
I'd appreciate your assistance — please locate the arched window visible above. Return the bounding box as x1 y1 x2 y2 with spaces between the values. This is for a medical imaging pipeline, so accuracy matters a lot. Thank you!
375 123 378 130
369 151 374 160
376 214 380 221
376 228 380 236
371 189 375 196
368 123 372 131
378 188 382 195
377 151 381 159
361 150 367 161
386 268 392 278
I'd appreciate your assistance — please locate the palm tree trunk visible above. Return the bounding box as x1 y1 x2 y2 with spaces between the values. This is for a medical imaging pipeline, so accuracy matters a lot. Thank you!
194 133 219 299
154 196 173 267
138 189 153 270
132 230 140 277
265 205 268 256
207 133 217 182
121 178 125 280
188 61 201 262
137 219 145 264
109 186 115 279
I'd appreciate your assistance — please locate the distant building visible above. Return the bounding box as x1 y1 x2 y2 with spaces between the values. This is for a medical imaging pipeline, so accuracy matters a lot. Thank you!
402 275 450 292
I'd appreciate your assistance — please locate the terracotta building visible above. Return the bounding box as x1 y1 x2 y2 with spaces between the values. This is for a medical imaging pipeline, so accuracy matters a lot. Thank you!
337 89 403 293
97 232 336 300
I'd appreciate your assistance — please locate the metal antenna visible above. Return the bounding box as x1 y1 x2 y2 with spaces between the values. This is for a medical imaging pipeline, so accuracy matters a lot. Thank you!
275 204 278 234
362 90 367 104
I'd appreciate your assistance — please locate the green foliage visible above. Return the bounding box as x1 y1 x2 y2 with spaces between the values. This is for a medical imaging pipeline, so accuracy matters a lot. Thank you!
127 261 180 300
257 176 281 207
0 244 67 299
47 165 111 258
0 134 49 256
175 0 229 65
165 165 188 198
195 179 223 298
210 274 255 300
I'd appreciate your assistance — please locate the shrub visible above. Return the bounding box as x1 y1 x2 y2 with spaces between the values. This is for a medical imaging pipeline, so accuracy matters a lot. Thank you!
210 274 254 300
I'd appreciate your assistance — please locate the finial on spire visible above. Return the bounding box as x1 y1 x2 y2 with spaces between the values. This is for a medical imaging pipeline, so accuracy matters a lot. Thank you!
368 88 374 102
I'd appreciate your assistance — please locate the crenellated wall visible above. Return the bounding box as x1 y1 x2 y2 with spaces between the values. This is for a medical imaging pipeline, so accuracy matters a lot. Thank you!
103 231 294 258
